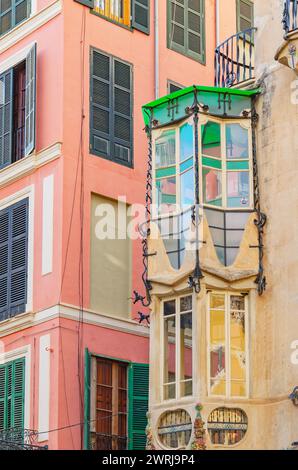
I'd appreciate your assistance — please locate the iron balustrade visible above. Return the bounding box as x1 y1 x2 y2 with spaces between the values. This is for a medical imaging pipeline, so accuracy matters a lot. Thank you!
0 428 48 450
215 28 256 88
283 0 298 36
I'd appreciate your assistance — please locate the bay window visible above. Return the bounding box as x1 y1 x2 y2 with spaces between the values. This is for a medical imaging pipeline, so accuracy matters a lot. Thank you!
163 295 193 401
208 292 248 398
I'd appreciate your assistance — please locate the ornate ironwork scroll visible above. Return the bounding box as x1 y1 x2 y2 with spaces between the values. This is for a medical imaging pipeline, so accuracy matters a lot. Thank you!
0 428 48 450
251 100 267 295
186 88 204 294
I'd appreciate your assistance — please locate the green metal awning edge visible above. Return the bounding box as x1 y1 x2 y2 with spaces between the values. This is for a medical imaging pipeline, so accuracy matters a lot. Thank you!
142 85 261 126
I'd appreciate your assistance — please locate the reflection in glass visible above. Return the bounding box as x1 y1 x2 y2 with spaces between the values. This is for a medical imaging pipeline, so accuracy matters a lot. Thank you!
180 123 193 162
155 130 176 168
156 177 177 213
164 315 176 400
180 310 193 397
226 124 249 160
203 168 222 206
230 296 246 397
210 296 226 396
202 122 221 159
181 168 194 207
227 171 249 208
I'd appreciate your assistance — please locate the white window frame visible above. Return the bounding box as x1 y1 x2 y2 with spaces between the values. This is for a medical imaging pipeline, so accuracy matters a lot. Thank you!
152 116 253 218
0 344 31 429
160 293 194 403
0 185 35 315
207 290 249 400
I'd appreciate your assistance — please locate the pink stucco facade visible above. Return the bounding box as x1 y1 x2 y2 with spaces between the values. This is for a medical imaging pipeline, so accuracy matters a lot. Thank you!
0 0 237 449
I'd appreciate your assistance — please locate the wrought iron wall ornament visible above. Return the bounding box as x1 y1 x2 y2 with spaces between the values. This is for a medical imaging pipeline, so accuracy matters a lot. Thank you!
289 386 298 406
251 100 267 295
131 109 154 310
0 428 48 450
186 88 204 294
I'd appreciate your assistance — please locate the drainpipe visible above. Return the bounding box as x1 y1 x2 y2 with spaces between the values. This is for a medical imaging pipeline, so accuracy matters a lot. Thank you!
216 0 220 47
154 0 159 99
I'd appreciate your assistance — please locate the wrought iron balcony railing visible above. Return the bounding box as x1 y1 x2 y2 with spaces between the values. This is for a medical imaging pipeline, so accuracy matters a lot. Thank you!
0 428 48 450
215 28 256 88
283 0 298 36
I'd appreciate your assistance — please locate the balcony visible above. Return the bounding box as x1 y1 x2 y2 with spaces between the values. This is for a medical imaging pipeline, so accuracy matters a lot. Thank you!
215 28 256 88
276 1 298 71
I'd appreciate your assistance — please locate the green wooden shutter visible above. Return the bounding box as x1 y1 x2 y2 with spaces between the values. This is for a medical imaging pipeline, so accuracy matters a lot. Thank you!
132 0 150 34
25 43 36 157
84 348 91 450
74 0 94 7
113 58 132 165
128 363 149 450
0 358 25 431
0 199 28 321
0 68 13 169
90 49 111 158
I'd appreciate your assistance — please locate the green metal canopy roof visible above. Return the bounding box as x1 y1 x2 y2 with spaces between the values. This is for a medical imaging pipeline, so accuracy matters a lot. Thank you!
142 85 261 126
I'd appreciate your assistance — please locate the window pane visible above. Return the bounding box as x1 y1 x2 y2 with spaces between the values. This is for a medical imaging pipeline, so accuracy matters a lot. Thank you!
156 177 177 214
155 130 176 168
230 297 246 397
180 295 192 312
181 168 194 207
180 311 192 397
226 230 244 247
180 123 193 161
204 208 224 229
164 300 176 316
164 316 176 399
225 211 250 229
209 227 225 247
202 122 221 159
210 294 226 396
203 168 222 206
226 124 249 160
227 171 250 208
226 248 239 266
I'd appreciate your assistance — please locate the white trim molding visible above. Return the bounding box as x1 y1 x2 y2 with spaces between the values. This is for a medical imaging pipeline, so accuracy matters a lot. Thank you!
38 335 51 441
42 175 54 275
0 1 62 55
0 142 62 189
0 185 35 314
0 345 31 429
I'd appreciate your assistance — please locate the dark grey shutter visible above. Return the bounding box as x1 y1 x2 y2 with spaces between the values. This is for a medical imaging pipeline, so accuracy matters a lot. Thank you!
74 0 94 7
132 0 150 34
0 1 13 36
113 59 132 165
0 199 28 322
0 68 13 169
25 43 36 157
91 49 111 158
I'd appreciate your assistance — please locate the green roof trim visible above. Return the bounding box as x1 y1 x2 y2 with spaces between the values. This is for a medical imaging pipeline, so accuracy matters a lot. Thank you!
142 85 261 126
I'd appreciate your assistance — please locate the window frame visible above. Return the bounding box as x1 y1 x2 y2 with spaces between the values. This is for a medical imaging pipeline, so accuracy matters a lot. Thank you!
207 291 250 400
236 0 254 33
152 116 253 219
0 0 33 38
167 0 206 64
161 294 194 403
90 47 134 168
91 0 150 33
167 80 184 94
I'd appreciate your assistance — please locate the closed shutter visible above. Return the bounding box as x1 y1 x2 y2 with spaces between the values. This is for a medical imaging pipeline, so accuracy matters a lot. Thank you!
128 363 149 450
0 68 13 169
132 0 150 34
0 199 29 322
91 49 133 167
0 358 25 431
25 43 36 157
74 0 94 7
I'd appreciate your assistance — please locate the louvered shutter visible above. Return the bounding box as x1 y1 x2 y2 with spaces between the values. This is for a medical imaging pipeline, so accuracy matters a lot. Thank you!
74 0 94 7
113 59 132 165
132 0 150 34
0 358 25 431
0 68 13 169
25 43 36 157
91 49 111 158
0 1 13 36
0 199 28 322
128 363 149 450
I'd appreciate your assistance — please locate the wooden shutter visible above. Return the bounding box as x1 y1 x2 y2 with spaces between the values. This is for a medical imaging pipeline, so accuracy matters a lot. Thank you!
0 68 13 169
0 358 25 431
84 348 91 450
128 363 149 450
25 43 36 157
132 0 150 34
113 58 132 165
74 0 94 7
0 199 28 322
